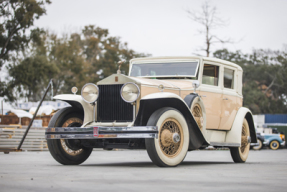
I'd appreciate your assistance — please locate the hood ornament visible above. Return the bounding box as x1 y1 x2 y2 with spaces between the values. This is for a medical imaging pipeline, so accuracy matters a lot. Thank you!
117 60 125 74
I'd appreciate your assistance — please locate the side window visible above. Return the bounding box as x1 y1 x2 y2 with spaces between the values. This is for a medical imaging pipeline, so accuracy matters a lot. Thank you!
224 68 235 89
202 64 219 86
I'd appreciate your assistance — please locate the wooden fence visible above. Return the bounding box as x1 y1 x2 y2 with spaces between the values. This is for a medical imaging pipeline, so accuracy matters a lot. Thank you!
0 125 48 151
0 114 52 127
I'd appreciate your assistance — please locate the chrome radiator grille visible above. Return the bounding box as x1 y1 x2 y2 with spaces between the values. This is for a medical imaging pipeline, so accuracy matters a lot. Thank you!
97 84 133 122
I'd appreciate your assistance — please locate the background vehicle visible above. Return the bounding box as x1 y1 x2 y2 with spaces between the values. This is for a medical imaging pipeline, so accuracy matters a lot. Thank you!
263 133 285 150
251 133 265 150
45 56 257 167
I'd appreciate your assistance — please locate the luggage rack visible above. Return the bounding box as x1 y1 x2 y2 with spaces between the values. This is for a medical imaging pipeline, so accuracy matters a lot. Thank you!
0 79 53 154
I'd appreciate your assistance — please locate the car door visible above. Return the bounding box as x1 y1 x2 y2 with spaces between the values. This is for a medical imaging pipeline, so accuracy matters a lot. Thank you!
198 62 223 130
218 66 240 130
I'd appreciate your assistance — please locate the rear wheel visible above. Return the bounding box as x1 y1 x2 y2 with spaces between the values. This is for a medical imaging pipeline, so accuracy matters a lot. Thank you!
230 119 250 163
145 108 189 167
269 140 280 150
47 107 93 165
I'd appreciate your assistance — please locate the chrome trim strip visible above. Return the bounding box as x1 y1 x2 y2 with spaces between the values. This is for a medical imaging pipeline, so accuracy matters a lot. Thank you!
46 133 157 139
46 126 157 133
210 142 240 147
45 126 158 139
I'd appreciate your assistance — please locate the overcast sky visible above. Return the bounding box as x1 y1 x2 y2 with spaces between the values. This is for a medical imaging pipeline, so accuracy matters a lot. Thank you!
30 0 287 56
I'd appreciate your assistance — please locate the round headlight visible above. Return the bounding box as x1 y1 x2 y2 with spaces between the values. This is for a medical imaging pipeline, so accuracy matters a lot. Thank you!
121 83 140 103
81 83 99 103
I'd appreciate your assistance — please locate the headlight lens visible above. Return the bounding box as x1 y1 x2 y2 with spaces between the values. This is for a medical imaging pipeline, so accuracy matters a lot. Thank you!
81 83 99 103
121 83 140 103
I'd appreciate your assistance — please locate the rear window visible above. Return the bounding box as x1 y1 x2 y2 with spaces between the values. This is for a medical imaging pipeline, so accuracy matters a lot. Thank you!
224 68 235 89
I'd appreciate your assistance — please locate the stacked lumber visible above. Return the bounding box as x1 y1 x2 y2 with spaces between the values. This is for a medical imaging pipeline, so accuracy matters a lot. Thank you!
0 126 48 151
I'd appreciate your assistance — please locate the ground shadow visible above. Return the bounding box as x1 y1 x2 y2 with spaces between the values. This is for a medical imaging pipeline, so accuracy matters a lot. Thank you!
80 160 235 167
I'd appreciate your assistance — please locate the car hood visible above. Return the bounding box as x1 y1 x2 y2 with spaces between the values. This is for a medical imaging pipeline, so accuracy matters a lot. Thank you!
97 74 194 90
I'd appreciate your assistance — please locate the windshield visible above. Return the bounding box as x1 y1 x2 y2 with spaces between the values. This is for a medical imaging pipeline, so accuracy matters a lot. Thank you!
130 61 199 78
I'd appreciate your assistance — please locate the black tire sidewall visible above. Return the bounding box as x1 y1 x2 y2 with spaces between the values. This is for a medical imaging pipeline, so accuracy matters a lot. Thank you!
47 107 92 165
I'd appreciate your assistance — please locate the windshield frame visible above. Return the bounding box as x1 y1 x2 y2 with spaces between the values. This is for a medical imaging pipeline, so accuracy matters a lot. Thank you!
129 59 200 78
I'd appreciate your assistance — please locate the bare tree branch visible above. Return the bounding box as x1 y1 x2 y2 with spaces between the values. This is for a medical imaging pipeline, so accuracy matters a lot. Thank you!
186 1 232 57
264 75 276 94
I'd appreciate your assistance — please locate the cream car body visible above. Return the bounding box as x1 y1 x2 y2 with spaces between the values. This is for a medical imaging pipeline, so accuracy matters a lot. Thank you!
46 56 257 167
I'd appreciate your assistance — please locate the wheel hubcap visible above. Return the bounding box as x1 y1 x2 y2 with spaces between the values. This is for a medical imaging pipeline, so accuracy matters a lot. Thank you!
173 133 180 143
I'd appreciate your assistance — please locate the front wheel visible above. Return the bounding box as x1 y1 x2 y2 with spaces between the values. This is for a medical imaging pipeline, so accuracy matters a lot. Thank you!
47 107 93 165
230 118 250 163
269 140 280 150
145 108 189 167
252 139 263 150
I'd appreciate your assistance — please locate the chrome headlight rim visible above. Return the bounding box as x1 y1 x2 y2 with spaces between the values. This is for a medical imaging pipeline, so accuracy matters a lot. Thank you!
81 83 99 104
120 82 140 103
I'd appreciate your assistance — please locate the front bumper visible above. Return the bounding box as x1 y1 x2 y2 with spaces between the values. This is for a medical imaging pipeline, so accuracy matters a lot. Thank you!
45 126 158 139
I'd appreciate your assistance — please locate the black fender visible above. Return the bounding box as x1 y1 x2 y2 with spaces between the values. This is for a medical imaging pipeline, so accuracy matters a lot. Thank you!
62 100 84 114
245 112 257 143
134 96 209 150
183 93 198 108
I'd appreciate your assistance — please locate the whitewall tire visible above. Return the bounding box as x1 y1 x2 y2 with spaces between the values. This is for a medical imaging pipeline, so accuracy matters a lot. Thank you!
230 118 250 163
145 108 189 167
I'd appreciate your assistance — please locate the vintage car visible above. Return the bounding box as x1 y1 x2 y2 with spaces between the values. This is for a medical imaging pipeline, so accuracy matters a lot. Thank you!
45 56 257 167
262 133 285 150
251 133 265 150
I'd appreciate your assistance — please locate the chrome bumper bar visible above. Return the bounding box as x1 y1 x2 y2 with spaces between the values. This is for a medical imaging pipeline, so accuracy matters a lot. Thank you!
45 126 158 139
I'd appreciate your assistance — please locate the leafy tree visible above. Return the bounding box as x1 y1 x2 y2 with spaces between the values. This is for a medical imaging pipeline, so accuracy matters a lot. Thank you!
6 25 149 102
0 0 51 69
82 25 148 82
7 55 58 101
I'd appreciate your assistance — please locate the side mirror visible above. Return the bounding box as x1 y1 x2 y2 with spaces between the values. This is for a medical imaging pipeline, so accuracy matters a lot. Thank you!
192 80 200 93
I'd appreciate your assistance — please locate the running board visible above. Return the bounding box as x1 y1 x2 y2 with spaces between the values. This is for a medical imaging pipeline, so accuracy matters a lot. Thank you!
210 142 240 147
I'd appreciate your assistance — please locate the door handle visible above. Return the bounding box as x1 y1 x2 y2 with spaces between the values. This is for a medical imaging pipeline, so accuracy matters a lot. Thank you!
223 98 228 100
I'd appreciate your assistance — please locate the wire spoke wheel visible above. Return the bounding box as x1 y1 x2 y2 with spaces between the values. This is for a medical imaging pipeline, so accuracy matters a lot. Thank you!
145 108 189 167
192 103 203 131
159 118 183 157
60 117 83 156
240 123 249 155
47 107 93 165
230 118 250 163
